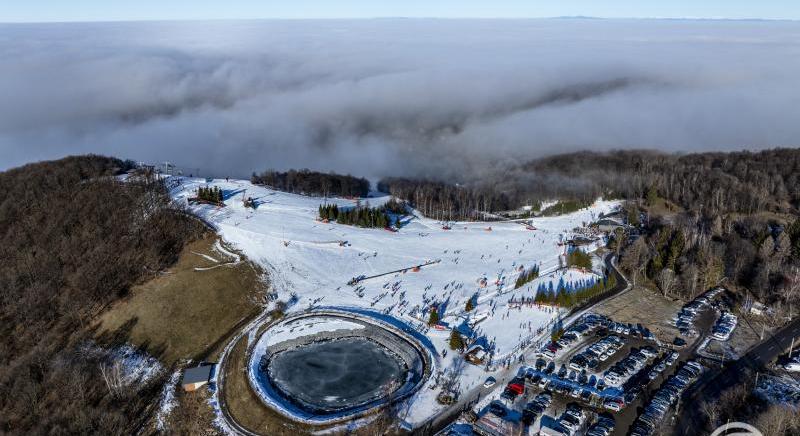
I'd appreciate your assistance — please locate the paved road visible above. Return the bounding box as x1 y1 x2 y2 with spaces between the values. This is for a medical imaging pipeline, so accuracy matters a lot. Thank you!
215 253 633 436
421 252 632 435
674 316 800 436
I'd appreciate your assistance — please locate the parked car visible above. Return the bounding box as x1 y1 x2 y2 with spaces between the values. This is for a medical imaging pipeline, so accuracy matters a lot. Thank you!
500 387 518 401
560 414 580 431
488 401 507 417
784 356 800 372
641 346 657 358
521 409 537 426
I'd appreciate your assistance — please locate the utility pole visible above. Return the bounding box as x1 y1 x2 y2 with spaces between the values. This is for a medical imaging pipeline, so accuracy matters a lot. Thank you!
790 338 795 359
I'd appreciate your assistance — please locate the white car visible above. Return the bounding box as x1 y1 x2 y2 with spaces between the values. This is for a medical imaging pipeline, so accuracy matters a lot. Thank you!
483 377 496 388
785 358 800 372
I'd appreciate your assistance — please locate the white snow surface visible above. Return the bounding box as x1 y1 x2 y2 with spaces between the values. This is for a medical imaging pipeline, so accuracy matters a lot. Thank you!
155 368 182 431
259 317 365 348
81 342 164 386
171 176 620 425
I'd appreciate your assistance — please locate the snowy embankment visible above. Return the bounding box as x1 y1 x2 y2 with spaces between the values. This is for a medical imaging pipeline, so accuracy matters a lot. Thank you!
171 176 619 426
155 368 183 431
260 317 365 347
80 342 164 386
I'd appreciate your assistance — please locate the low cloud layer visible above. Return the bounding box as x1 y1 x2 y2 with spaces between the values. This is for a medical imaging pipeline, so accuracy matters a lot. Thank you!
2 19 799 179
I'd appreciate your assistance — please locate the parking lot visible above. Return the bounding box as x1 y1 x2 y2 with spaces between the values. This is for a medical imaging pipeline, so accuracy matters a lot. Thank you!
469 307 716 436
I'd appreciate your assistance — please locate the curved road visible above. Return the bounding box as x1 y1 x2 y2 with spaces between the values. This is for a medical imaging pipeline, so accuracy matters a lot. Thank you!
214 253 632 436
419 252 632 435
675 316 800 436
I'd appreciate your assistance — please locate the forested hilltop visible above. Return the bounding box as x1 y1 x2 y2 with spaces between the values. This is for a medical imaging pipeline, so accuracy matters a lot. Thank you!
0 156 203 434
378 148 800 221
376 149 800 313
251 168 369 198
520 148 800 214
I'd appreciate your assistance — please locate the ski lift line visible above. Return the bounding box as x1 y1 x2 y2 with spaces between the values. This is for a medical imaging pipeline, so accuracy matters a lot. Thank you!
347 259 442 286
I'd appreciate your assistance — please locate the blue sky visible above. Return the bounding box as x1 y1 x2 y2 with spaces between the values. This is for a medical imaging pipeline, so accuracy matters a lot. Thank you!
2 0 799 23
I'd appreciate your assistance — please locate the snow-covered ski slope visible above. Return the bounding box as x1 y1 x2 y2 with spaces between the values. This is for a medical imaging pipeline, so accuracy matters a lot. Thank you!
172 177 619 358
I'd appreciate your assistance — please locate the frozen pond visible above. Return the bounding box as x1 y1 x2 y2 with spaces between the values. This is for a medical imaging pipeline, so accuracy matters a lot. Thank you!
267 337 405 412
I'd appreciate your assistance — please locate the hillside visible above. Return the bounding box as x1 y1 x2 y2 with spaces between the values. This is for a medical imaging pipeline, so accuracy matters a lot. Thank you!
379 148 800 221
0 156 203 434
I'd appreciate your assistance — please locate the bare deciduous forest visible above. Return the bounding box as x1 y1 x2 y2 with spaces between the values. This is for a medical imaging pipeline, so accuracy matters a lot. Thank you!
0 156 203 434
1 148 799 434
379 149 800 319
379 149 800 220
251 169 370 198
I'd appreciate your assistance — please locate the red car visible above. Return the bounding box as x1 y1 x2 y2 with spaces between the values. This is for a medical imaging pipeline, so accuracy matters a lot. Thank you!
507 382 525 395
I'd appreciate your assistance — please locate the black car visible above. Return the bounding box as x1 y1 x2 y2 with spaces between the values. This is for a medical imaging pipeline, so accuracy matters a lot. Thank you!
528 402 546 414
673 337 687 347
500 387 518 401
488 401 507 417
521 409 537 425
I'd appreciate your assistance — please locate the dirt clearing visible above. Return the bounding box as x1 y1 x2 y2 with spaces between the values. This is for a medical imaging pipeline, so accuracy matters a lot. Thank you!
95 233 267 364
593 286 682 343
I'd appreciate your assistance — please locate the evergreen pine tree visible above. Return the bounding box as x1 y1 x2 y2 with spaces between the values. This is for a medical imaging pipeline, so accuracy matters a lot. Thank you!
427 307 439 326
449 329 464 351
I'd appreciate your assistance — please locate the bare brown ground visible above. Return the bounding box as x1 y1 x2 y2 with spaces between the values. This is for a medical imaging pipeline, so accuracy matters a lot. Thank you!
593 285 683 343
95 233 266 365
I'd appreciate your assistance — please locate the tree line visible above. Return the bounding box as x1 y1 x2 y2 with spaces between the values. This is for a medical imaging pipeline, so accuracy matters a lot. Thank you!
532 274 617 308
0 155 203 434
377 177 516 221
318 198 407 229
514 264 540 289
252 168 369 198
377 148 800 220
567 249 593 269
319 204 390 228
195 185 223 204
617 207 800 318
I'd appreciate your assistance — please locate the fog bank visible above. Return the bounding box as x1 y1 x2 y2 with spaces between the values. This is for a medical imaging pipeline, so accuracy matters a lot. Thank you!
2 19 799 179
